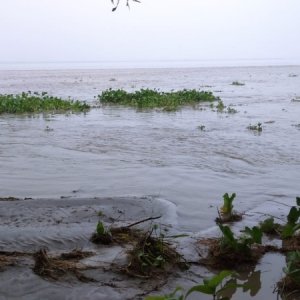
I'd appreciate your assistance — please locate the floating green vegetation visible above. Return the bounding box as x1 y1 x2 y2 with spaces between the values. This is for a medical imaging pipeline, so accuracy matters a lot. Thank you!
231 81 245 86
0 92 90 114
247 122 262 132
98 88 219 111
216 100 226 112
211 100 238 114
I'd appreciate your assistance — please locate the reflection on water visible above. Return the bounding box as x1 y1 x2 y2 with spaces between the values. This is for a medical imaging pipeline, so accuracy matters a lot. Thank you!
218 253 285 300
221 269 262 299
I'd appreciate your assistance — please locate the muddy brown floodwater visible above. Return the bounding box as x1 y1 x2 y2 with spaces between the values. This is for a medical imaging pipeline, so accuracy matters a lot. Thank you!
0 66 300 299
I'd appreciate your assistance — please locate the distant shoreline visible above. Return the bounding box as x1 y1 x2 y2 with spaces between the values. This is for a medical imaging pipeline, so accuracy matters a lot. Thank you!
0 59 300 71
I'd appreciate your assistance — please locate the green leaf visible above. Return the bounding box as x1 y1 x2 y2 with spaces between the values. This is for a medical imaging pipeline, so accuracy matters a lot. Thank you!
287 206 300 224
222 193 236 214
282 223 296 238
185 284 215 297
217 282 247 295
245 226 262 244
146 287 184 300
296 197 300 206
96 221 105 235
219 224 237 247
208 270 233 289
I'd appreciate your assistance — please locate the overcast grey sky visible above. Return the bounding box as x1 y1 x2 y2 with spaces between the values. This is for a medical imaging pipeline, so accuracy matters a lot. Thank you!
1 0 300 66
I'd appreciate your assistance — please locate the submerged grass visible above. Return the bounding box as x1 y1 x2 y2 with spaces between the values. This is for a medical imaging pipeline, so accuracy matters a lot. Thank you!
0 92 90 114
98 88 219 111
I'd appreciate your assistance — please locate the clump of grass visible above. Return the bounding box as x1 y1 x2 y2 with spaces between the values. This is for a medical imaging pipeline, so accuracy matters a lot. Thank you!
211 100 238 114
123 225 185 278
0 92 90 114
90 221 113 245
226 106 238 114
98 88 219 111
200 224 263 269
247 122 262 132
146 270 244 300
231 81 245 86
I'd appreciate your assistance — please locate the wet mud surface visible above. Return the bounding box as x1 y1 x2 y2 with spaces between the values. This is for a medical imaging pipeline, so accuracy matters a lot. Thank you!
0 196 295 300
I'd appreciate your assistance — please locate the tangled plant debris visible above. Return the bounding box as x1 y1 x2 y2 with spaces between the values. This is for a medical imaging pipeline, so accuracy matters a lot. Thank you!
33 249 95 282
124 224 186 278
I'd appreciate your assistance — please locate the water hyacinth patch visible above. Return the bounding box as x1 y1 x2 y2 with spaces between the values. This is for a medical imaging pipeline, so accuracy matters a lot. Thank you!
98 88 219 111
0 92 90 114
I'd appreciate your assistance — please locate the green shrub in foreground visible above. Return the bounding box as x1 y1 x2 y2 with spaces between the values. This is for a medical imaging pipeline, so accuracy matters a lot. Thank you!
98 88 219 110
0 92 90 114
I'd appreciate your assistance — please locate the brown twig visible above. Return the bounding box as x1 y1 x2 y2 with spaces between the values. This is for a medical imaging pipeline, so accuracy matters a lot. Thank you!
126 216 162 228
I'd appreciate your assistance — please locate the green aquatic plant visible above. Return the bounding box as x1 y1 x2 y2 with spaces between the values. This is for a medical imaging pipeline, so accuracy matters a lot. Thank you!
283 251 300 282
185 271 239 299
282 206 300 239
146 271 244 300
98 88 218 111
219 224 262 255
0 92 89 114
90 221 113 244
247 122 262 132
226 106 238 114
96 221 109 235
213 100 237 114
199 224 263 269
216 100 225 112
278 251 300 295
220 193 236 221
259 217 281 235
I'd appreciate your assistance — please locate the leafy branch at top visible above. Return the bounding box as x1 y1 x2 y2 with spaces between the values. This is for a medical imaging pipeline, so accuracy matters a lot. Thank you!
111 0 141 11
